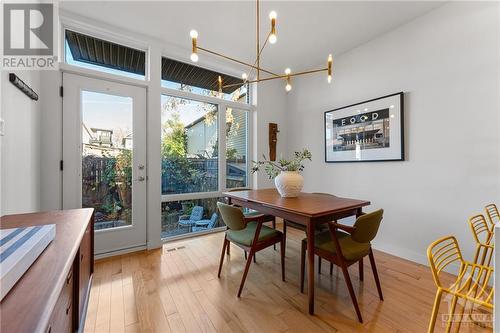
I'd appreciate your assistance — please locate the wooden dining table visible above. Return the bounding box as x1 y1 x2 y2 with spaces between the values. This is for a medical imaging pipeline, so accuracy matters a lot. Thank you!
223 188 370 315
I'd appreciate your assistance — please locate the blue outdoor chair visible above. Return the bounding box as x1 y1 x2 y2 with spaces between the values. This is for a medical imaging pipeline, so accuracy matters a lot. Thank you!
192 213 218 232
178 206 204 231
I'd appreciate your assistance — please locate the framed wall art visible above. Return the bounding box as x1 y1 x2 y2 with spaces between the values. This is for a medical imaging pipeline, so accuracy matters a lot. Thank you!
324 92 404 163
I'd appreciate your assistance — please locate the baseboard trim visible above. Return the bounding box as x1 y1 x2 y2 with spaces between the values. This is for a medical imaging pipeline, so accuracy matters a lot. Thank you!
372 242 460 275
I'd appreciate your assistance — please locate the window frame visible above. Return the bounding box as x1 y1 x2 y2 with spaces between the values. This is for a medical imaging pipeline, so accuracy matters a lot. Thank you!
160 84 253 205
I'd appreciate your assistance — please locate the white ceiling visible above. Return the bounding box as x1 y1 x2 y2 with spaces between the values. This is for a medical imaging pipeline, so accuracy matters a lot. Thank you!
60 1 444 75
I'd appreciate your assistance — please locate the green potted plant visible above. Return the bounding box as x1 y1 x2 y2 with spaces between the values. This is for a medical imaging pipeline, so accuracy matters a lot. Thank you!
252 149 312 197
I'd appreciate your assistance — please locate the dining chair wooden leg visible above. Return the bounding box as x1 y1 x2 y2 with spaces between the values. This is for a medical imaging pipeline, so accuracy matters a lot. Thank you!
273 217 277 250
318 256 322 274
300 241 306 293
280 238 286 282
218 238 228 278
244 251 247 260
428 289 443 333
369 249 383 300
283 221 287 251
330 262 333 275
340 262 363 323
253 254 256 263
237 250 255 297
359 258 364 281
226 242 230 255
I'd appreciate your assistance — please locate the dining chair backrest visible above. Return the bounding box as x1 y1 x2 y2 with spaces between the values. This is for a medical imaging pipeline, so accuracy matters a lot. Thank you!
485 203 499 228
217 202 245 231
468 214 493 245
427 235 464 289
351 209 384 243
190 206 204 221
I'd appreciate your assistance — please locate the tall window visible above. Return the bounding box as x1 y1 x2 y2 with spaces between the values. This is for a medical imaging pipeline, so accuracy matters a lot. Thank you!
161 96 218 195
160 59 250 240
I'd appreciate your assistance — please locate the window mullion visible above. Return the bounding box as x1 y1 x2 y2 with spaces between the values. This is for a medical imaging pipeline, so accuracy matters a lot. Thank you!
218 102 227 192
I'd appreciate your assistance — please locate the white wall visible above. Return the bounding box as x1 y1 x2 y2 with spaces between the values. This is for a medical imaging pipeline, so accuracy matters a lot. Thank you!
286 2 499 264
0 70 42 215
39 71 62 211
254 80 288 189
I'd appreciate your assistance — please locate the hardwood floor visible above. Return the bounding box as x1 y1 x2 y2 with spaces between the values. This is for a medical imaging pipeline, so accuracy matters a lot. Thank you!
84 222 492 333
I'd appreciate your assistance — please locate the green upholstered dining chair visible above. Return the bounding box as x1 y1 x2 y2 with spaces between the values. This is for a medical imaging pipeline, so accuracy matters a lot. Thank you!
227 188 277 253
217 202 285 297
300 209 384 323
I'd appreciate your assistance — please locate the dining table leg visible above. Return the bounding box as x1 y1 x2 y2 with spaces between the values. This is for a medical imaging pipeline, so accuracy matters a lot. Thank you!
307 219 315 315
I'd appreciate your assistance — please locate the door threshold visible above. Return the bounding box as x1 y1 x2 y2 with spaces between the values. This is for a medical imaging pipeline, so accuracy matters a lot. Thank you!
94 244 147 260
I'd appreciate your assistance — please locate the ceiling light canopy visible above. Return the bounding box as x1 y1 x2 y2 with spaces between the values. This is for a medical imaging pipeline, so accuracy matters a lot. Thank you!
189 0 333 92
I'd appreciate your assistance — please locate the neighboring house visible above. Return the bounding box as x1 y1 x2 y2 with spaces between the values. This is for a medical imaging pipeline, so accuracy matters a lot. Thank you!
185 116 217 157
82 124 132 157
122 133 133 150
185 111 247 160
225 110 247 161
89 128 113 147
184 112 247 187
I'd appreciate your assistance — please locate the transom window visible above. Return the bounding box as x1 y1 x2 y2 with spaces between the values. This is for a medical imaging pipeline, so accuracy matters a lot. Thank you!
65 30 146 80
161 57 249 103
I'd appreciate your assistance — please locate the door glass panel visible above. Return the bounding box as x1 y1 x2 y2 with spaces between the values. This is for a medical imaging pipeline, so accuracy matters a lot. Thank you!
161 95 218 195
225 108 248 188
81 91 133 230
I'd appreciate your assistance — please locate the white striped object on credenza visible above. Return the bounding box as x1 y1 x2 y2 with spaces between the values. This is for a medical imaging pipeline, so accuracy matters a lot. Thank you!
0 224 56 301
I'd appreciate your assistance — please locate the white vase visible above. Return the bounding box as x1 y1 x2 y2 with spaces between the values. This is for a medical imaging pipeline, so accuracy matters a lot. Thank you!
274 171 304 198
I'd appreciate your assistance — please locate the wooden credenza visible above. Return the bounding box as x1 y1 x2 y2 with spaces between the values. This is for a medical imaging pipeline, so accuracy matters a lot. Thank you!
0 209 94 333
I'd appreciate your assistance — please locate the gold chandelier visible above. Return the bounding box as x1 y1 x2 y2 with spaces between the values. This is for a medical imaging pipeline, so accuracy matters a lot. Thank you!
189 0 333 93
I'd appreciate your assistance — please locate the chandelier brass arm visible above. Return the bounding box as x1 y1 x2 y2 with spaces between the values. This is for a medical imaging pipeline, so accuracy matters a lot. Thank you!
222 67 328 89
196 46 280 78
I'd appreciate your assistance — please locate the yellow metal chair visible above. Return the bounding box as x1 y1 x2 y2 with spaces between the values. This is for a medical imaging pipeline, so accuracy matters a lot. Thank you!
427 236 494 333
485 203 499 228
468 214 494 267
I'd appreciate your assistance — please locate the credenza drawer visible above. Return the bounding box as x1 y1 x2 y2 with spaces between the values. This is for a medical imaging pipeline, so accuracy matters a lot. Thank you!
46 269 73 333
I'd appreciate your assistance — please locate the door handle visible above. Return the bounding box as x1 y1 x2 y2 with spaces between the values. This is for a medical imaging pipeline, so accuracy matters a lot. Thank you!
134 176 145 182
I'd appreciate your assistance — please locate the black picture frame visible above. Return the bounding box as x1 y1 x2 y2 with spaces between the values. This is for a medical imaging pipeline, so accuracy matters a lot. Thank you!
324 92 404 163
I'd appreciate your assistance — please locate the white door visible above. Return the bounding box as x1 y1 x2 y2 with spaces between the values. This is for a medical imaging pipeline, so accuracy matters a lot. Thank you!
62 73 147 255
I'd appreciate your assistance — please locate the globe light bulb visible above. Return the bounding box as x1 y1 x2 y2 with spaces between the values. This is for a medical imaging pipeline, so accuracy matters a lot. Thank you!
327 75 332 83
242 73 248 80
269 11 277 20
190 53 198 62
269 34 277 44
284 68 291 75
285 83 292 92
190 30 198 39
